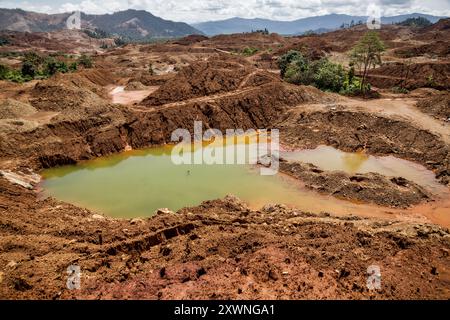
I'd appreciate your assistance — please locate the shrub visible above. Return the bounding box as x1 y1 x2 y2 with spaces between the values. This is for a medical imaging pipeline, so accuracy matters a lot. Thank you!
69 62 78 72
57 61 69 74
23 51 44 66
241 47 259 56
84 28 110 39
313 60 346 92
426 74 437 88
21 61 36 78
43 58 69 76
284 55 313 85
397 17 432 27
44 57 58 75
340 77 363 95
114 37 127 47
0 38 9 46
278 50 305 77
78 54 93 68
0 64 9 79
2 51 79 83
392 86 409 94
279 51 347 93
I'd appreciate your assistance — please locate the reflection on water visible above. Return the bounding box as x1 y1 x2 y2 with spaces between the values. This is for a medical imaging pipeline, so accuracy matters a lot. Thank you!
281 145 446 194
342 152 369 172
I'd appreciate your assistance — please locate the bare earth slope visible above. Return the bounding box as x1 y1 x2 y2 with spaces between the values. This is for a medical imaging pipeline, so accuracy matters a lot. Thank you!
0 24 449 299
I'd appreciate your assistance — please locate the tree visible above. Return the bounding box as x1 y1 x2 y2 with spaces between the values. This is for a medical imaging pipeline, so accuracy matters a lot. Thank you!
284 55 311 85
21 61 36 78
279 51 347 93
278 50 305 77
400 58 413 90
397 17 432 27
350 31 385 92
44 57 58 75
0 38 9 46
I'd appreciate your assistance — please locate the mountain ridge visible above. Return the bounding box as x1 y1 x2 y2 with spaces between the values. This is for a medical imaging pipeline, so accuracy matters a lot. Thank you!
0 8 202 39
193 13 447 35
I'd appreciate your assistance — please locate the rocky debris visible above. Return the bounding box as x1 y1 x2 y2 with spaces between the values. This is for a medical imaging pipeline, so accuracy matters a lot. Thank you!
142 56 255 106
28 68 114 112
393 40 450 58
124 81 148 91
278 108 450 185
279 161 432 208
0 26 450 301
3 176 448 300
0 170 40 190
416 92 450 121
173 35 209 46
155 208 175 215
366 62 450 90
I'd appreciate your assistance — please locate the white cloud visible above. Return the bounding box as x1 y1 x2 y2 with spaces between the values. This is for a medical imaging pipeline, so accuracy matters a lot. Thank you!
59 0 123 14
0 0 449 22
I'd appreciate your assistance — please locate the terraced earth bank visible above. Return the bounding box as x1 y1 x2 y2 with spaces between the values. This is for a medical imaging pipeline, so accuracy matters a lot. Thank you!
0 22 449 299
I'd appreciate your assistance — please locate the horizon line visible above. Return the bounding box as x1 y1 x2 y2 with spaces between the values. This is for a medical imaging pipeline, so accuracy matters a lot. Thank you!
0 7 447 25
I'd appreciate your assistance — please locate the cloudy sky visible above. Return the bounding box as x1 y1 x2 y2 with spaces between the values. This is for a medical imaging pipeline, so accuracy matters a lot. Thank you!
0 0 449 23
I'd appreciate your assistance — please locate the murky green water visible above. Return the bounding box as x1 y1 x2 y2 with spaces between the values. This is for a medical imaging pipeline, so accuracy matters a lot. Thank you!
41 141 306 218
41 142 445 219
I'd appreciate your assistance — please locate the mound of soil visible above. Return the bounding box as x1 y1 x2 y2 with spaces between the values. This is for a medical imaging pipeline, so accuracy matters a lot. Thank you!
130 82 338 149
312 24 401 53
416 92 450 121
129 73 175 87
366 62 450 90
1 180 448 300
0 99 37 119
414 18 450 41
124 81 148 91
278 107 450 185
173 35 209 46
0 30 113 53
204 32 287 52
30 81 106 111
142 56 272 106
275 37 331 60
393 41 450 58
30 69 114 111
280 161 431 208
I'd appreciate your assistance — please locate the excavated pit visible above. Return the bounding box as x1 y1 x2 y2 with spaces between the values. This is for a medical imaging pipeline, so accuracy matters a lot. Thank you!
1 46 450 300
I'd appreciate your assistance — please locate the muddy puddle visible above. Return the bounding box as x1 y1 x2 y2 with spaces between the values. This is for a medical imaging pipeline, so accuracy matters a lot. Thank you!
40 140 450 226
281 145 447 194
109 86 157 105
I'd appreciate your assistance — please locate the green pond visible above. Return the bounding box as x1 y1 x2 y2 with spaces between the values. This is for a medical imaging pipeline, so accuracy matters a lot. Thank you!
41 141 445 219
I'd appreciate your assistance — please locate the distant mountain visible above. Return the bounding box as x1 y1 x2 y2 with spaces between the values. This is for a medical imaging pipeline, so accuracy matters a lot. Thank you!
0 8 202 39
193 13 446 36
